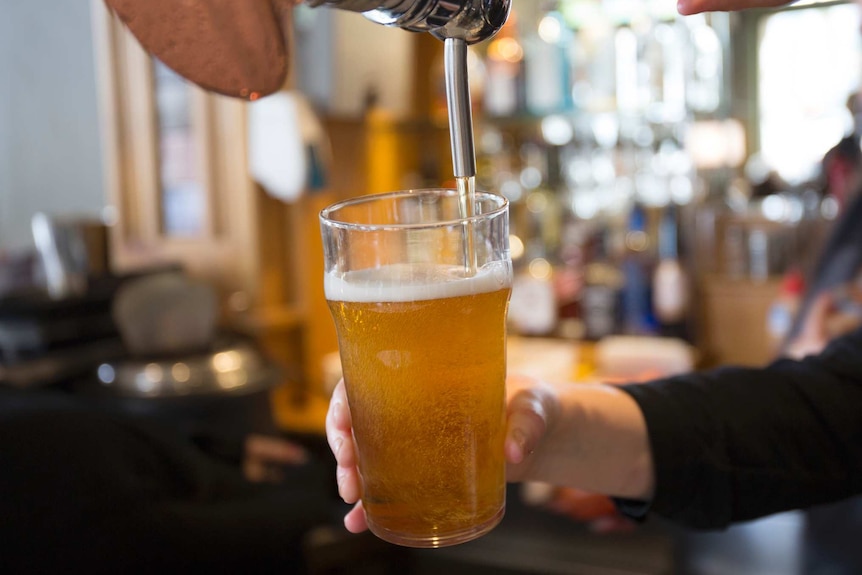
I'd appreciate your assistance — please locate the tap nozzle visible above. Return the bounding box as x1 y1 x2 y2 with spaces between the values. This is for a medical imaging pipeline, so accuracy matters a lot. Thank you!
308 0 512 44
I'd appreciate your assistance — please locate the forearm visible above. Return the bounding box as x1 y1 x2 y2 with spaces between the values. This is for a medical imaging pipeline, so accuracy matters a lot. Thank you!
507 380 654 499
620 328 862 529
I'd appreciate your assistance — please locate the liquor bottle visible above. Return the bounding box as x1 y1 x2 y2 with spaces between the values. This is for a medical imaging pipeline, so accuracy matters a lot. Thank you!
621 204 658 335
483 12 525 117
548 144 584 339
582 229 623 341
507 143 563 336
614 26 640 116
524 3 572 116
652 204 690 337
554 213 586 339
685 13 723 114
766 269 804 352
641 20 687 124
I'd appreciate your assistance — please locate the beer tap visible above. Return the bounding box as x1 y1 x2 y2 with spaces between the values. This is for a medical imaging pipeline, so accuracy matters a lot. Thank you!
104 0 511 99
314 0 501 186
307 0 512 44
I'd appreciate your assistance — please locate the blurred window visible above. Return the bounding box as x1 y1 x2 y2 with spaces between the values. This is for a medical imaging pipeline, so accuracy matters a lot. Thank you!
153 60 206 237
758 3 862 184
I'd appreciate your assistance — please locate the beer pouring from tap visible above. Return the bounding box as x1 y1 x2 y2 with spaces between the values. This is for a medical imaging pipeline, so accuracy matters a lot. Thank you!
444 37 479 275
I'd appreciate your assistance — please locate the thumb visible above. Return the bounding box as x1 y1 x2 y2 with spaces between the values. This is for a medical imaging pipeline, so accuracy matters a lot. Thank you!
504 377 558 469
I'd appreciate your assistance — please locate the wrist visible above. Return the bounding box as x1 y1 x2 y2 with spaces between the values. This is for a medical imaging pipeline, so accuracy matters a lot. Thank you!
562 384 655 500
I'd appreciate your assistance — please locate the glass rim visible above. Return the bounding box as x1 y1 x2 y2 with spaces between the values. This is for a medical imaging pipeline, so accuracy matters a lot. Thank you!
319 188 509 232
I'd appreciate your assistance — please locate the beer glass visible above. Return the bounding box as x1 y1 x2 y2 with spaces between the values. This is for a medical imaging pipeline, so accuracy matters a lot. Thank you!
320 189 512 548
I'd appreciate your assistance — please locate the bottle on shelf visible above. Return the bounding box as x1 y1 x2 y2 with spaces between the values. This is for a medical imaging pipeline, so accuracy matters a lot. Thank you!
582 228 624 341
684 13 723 115
621 203 658 335
766 268 805 352
554 206 586 340
640 20 687 124
523 2 573 116
522 142 563 256
483 11 525 118
652 204 691 338
614 26 640 116
507 142 564 337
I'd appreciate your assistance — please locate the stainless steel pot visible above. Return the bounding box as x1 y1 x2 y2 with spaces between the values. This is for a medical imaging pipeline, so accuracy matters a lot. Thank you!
93 340 281 399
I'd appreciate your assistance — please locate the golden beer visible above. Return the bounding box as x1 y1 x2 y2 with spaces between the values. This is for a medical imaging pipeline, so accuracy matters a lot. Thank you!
326 261 511 547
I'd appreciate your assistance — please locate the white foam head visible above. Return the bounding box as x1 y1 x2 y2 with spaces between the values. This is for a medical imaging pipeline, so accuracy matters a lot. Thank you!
325 261 513 303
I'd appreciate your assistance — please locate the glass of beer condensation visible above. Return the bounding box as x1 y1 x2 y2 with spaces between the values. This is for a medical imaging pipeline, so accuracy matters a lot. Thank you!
320 189 512 548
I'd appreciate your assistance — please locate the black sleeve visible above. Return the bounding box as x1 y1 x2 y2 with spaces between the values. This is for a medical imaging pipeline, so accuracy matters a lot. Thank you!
618 326 862 530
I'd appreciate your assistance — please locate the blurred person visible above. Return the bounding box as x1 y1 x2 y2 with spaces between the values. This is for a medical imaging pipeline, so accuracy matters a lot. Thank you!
778 126 862 574
783 133 862 354
819 133 862 212
781 285 862 574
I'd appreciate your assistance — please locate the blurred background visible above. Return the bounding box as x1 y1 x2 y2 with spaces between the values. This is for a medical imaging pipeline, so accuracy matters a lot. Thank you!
2 0 862 572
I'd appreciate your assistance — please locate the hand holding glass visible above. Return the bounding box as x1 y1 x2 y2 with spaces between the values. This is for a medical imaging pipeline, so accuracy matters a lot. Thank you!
320 189 512 548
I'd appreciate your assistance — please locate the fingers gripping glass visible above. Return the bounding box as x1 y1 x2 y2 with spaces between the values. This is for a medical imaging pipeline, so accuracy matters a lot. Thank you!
320 189 513 548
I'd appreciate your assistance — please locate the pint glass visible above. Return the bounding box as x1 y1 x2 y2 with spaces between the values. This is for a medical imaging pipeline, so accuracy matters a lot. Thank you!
320 189 512 548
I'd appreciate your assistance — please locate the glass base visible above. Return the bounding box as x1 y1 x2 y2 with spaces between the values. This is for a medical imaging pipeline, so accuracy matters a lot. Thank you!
366 504 505 549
